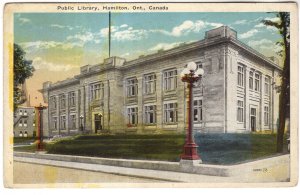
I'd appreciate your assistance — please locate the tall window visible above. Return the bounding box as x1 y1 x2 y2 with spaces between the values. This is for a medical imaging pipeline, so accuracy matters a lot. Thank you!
127 107 138 125
52 116 57 130
19 109 23 115
249 71 254 90
144 105 156 124
91 82 104 100
164 69 177 91
50 96 57 109
70 115 76 129
24 110 27 115
265 77 270 95
255 73 260 91
237 100 244 122
19 119 23 127
264 106 269 125
144 74 156 94
127 78 138 97
237 65 244 87
60 115 66 129
69 91 76 106
59 94 66 109
194 99 203 122
23 119 27 127
164 102 178 123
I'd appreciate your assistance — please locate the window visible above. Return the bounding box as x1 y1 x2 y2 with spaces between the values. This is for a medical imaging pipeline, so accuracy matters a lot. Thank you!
127 78 138 97
70 115 76 129
90 82 104 100
19 109 23 116
23 119 27 127
164 102 178 123
255 73 260 91
144 105 156 124
24 110 27 116
196 61 203 69
33 119 36 127
59 94 66 109
24 131 28 137
50 96 57 109
60 115 66 129
19 131 23 137
144 74 156 94
127 107 138 125
237 65 244 87
164 69 177 91
249 71 254 90
265 77 270 95
19 119 23 127
264 106 269 125
237 100 244 122
52 117 57 130
69 91 76 106
194 99 203 122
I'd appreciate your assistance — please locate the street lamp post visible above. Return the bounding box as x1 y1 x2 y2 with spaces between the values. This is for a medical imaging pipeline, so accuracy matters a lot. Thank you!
80 115 84 132
36 103 47 151
180 62 204 162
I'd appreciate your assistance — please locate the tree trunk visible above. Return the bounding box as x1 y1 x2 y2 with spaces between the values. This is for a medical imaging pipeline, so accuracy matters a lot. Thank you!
277 43 290 153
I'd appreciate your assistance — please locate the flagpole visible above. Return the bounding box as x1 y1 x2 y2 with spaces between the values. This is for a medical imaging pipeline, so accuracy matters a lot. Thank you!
109 11 111 58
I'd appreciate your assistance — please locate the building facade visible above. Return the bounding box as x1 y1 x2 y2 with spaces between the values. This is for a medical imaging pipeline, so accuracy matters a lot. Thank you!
13 106 37 137
40 26 282 136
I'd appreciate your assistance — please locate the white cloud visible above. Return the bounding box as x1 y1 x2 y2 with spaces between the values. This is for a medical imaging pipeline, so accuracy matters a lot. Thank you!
248 39 281 53
254 22 277 32
149 42 183 51
19 40 83 53
248 39 273 47
99 26 119 37
153 20 223 37
120 52 130 57
32 57 76 72
51 24 73 30
234 20 247 25
239 29 259 39
120 24 129 28
264 17 280 23
113 29 148 41
19 17 31 25
67 31 94 43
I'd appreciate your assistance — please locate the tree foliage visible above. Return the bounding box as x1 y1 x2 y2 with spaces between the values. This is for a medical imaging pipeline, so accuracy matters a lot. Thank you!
263 12 290 152
14 43 35 111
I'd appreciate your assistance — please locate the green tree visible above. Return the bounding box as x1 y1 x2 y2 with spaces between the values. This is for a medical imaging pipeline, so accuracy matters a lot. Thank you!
14 43 35 111
263 13 290 153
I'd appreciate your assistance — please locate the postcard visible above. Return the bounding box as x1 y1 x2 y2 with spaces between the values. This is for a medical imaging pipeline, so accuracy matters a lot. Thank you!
3 2 298 188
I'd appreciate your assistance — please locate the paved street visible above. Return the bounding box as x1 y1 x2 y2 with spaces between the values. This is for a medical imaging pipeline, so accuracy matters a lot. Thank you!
13 161 166 183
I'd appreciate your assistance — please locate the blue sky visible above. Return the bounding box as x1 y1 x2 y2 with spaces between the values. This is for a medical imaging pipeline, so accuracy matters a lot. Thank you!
14 12 282 105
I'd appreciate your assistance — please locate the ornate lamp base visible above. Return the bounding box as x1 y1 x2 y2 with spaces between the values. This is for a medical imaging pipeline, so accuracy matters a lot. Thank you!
181 143 201 160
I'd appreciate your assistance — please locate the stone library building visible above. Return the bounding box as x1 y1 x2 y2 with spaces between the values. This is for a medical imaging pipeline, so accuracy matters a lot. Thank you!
40 26 282 136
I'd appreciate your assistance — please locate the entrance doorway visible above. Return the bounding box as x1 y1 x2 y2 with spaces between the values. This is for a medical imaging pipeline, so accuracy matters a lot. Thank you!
250 108 256 132
94 114 102 133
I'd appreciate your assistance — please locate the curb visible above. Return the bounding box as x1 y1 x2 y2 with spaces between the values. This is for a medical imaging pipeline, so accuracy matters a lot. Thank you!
14 152 290 178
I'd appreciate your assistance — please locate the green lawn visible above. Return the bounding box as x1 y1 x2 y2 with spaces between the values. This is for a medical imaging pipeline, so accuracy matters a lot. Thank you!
14 133 288 164
13 137 36 144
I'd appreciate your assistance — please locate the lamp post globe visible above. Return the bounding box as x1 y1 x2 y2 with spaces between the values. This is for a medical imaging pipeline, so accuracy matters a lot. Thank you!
180 68 190 78
180 61 204 163
195 68 204 77
187 61 197 72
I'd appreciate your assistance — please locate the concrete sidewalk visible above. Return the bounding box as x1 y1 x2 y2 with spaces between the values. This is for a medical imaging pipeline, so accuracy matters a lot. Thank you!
14 153 291 183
